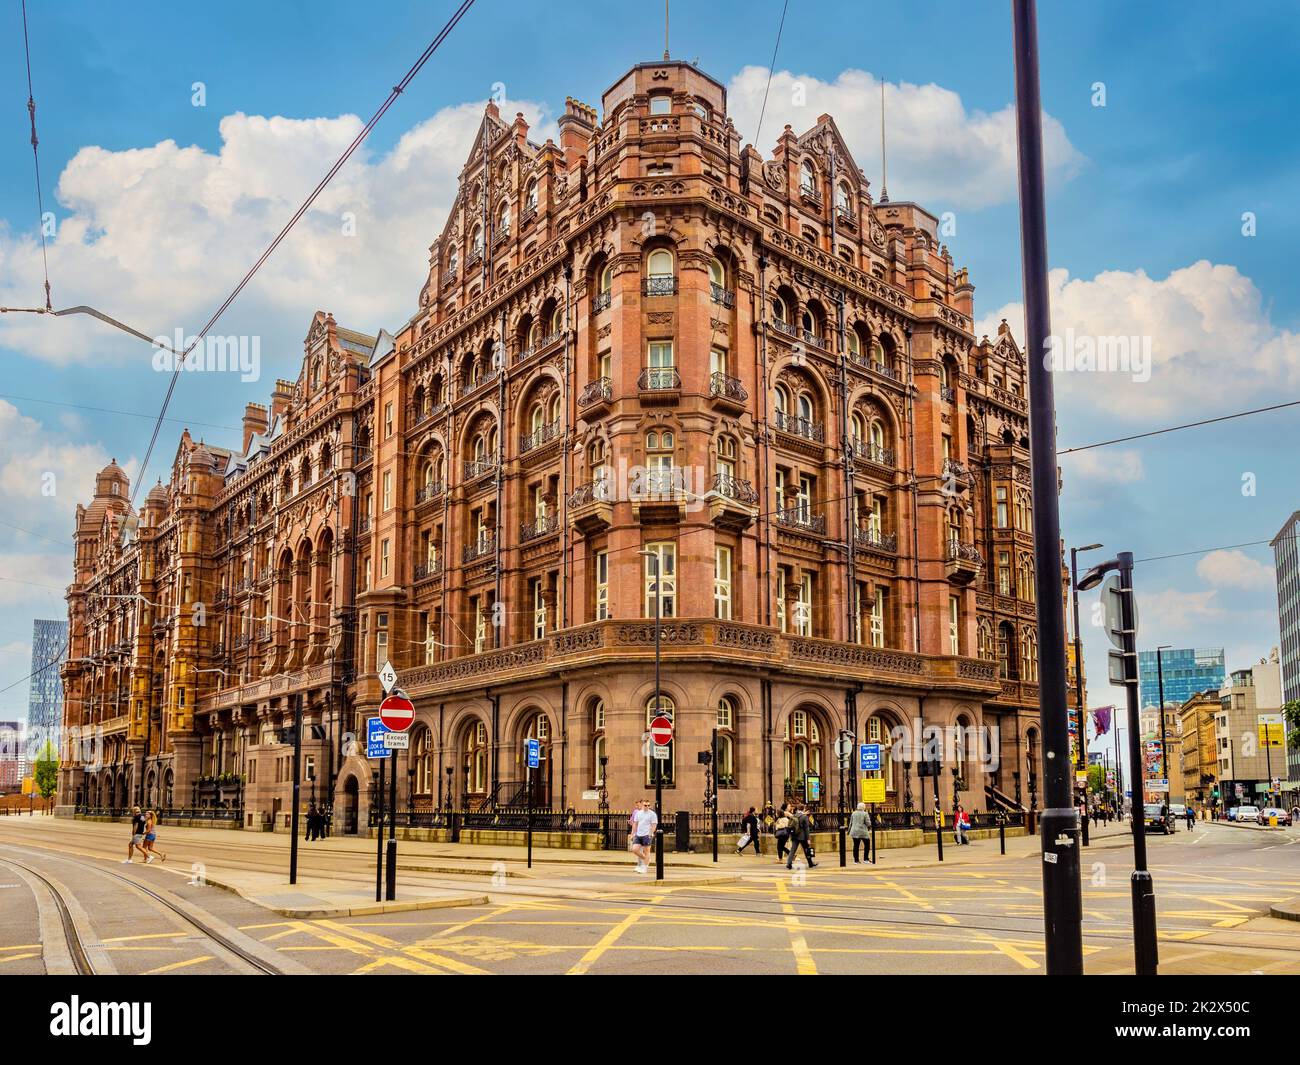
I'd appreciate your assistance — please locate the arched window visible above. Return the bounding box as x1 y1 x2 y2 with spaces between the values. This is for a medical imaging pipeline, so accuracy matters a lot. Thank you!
1014 489 1032 531
549 302 564 335
498 200 510 236
646 249 674 295
524 712 551 805
716 434 737 481
783 709 824 801
592 699 607 785
796 390 814 423
997 622 1018 680
645 694 675 785
470 225 484 256
866 713 896 793
836 182 853 215
774 383 791 415
770 294 790 324
1017 556 1036 602
413 728 432 796
599 263 613 295
847 327 863 361
525 180 538 211
851 412 866 443
1020 629 1039 682
446 245 458 276
716 697 737 787
977 619 994 661
463 721 489 799
799 159 817 195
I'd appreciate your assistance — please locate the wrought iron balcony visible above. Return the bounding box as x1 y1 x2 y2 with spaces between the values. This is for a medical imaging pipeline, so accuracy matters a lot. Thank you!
463 535 496 563
643 276 677 297
852 439 896 468
776 507 826 535
638 367 680 393
854 527 897 553
713 472 757 505
463 457 498 481
579 377 613 408
465 247 483 270
710 283 735 308
519 204 538 228
869 360 901 382
946 539 983 564
835 203 857 226
441 270 458 289
774 410 824 443
802 328 828 350
770 318 798 339
519 419 560 454
568 479 613 509
945 539 984 585
592 291 612 313
414 558 442 582
358 515 371 534
708 371 748 405
942 457 970 481
520 513 559 542
940 385 956 403
414 480 444 504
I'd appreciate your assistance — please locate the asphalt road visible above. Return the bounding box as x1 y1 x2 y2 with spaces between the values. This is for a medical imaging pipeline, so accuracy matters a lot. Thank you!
3 818 1297 975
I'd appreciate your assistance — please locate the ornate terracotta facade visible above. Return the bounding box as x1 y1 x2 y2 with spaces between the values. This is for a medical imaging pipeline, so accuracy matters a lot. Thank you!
60 57 1071 828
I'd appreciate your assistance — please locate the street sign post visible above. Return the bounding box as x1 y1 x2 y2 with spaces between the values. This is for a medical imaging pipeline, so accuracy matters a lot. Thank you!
376 691 413 903
379 660 398 694
382 731 409 750
379 693 415 732
367 717 392 759
860 777 886 804
524 738 540 868
859 744 881 772
649 716 673 746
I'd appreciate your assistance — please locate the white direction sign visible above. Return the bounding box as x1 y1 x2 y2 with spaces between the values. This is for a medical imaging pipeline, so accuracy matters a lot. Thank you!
652 744 671 761
383 731 410 750
379 660 398 694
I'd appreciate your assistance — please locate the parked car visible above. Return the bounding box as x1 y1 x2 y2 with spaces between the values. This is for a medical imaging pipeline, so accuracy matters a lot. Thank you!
1143 803 1174 834
1235 805 1260 823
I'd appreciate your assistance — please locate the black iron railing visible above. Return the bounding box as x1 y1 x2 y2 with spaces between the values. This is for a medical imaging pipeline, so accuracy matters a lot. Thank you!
638 367 680 392
708 372 747 404
774 410 824 442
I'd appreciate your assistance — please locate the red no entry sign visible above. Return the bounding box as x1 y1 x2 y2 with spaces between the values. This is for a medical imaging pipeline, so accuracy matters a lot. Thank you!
379 693 415 732
649 716 673 746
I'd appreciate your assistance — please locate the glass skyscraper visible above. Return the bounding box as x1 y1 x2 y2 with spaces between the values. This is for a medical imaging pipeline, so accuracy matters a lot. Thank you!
27 618 68 742
1138 646 1225 715
1272 511 1300 782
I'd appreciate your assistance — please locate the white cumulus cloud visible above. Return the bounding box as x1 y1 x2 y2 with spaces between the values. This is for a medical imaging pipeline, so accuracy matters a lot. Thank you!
1065 448 1145 483
1196 549 1274 591
725 66 1083 210
977 261 1300 421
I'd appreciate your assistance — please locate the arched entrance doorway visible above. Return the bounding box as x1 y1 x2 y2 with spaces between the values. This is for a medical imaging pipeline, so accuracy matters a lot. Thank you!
343 775 359 834
522 712 552 808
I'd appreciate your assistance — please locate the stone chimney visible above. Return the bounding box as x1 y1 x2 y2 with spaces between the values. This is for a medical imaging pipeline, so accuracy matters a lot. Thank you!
270 380 294 425
953 267 974 319
242 402 269 454
557 97 597 171
512 111 530 146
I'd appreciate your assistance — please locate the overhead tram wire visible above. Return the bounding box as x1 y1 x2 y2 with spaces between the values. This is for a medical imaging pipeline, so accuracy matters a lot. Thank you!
21 0 51 311
752 0 791 150
1059 398 1300 455
129 0 478 507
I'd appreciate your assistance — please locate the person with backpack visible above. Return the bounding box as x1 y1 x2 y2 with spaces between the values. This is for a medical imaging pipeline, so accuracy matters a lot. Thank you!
773 803 791 862
785 804 816 869
849 802 872 864
737 807 761 855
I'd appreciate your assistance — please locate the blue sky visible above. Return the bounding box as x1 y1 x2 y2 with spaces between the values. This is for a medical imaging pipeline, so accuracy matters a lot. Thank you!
1 1 1297 784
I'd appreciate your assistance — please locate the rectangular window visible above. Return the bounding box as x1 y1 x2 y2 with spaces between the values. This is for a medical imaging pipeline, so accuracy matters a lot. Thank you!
777 567 787 632
594 551 609 621
997 551 1012 596
648 340 674 368
376 611 389 669
870 587 887 648
421 611 434 665
644 542 677 618
531 578 546 640
714 545 732 620
942 434 952 462
709 347 728 375
381 538 390 578
795 573 813 637
995 486 1008 528
797 475 813 520
473 599 486 654
949 595 960 655
384 402 394 438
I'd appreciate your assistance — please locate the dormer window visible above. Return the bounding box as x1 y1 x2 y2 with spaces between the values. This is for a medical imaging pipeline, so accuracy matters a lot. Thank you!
525 180 538 211
800 160 817 195
649 94 672 116
497 201 510 236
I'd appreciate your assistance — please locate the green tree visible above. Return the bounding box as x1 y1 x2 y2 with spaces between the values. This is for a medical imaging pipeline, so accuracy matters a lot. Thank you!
1086 764 1106 795
33 741 58 801
1284 700 1300 752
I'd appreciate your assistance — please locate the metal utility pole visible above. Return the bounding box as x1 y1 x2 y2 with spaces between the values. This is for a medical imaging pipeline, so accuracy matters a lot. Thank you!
289 692 303 885
1072 544 1102 845
641 548 666 882
1156 645 1171 806
1012 0 1083 975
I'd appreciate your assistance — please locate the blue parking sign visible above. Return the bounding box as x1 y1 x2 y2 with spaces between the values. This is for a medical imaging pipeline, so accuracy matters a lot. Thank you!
859 743 881 772
367 717 392 759
525 737 540 769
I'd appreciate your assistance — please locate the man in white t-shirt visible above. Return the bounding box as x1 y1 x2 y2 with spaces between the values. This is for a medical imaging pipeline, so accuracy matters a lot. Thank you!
630 798 659 874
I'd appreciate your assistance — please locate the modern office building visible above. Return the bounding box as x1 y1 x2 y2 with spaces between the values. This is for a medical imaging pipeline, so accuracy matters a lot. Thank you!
27 619 68 742
1272 510 1300 783
1138 647 1225 714
1215 653 1284 809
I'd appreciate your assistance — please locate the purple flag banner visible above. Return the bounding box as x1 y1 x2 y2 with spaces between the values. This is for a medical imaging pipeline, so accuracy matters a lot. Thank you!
1092 706 1114 736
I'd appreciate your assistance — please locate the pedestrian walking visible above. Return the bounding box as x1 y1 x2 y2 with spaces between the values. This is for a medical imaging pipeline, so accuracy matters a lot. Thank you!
849 802 872 864
773 803 791 862
305 802 317 841
142 810 167 864
784 804 816 869
737 807 761 855
954 804 971 845
122 805 148 864
629 798 658 875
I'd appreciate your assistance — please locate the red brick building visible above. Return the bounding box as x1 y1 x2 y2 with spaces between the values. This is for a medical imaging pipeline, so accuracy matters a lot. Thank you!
60 57 1069 830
